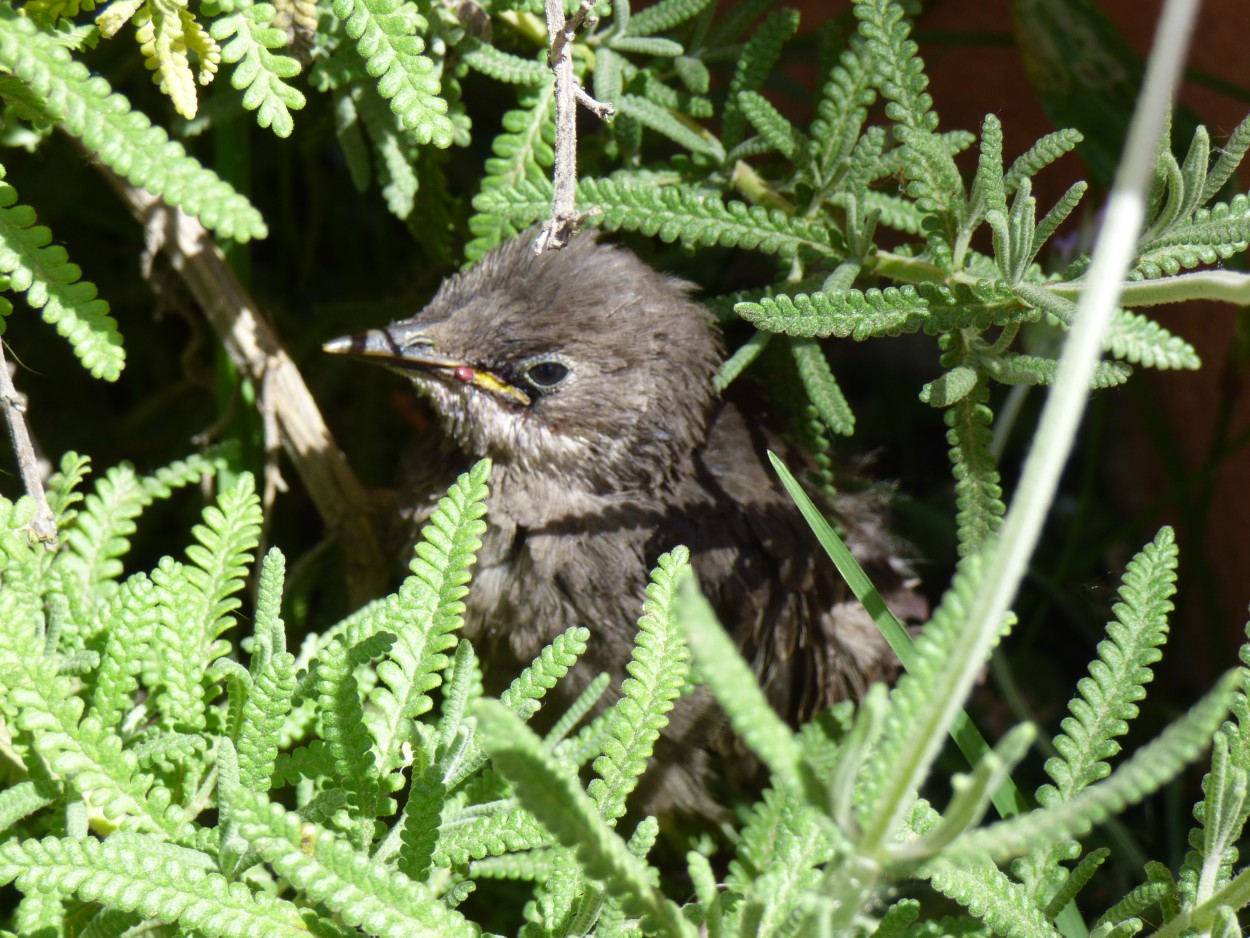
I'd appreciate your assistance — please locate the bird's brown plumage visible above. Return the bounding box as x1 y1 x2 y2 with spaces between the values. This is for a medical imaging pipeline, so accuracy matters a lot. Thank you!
327 232 925 817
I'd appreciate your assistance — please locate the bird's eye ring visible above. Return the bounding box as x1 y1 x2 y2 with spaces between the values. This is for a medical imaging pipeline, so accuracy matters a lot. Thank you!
523 360 570 389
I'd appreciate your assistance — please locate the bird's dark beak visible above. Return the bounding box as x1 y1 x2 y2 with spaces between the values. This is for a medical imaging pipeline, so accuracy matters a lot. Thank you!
322 327 461 369
323 327 532 407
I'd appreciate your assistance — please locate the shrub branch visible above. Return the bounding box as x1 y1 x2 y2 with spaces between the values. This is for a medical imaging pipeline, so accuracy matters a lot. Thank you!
98 169 386 605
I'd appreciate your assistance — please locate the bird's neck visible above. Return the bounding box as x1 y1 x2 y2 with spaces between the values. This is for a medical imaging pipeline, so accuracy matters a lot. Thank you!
483 446 695 529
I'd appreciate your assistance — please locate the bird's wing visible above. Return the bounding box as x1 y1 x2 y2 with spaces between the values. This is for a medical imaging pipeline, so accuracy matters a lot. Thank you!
684 400 925 723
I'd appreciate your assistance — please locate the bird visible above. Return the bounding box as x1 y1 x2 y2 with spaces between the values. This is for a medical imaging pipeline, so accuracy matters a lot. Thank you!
324 231 925 818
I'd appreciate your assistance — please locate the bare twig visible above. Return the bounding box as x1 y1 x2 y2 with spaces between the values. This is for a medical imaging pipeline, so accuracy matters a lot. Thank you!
572 83 614 119
259 365 290 516
0 345 56 545
534 0 614 253
97 168 388 606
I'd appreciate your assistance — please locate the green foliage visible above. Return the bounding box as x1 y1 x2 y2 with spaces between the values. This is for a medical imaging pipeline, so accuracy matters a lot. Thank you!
467 84 556 262
152 472 262 733
229 548 296 791
0 164 122 380
588 547 690 823
944 384 1005 558
738 286 931 339
354 83 422 220
721 7 799 150
210 4 306 138
791 337 855 436
1104 309 1201 370
2 0 1250 935
9 451 1226 937
0 7 265 242
459 38 547 87
329 0 452 147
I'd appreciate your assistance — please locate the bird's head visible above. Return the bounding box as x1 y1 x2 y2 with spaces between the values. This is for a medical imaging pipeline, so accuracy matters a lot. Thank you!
325 233 723 491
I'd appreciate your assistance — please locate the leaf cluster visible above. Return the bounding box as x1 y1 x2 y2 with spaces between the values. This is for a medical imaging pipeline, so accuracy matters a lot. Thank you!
2 0 1250 936
3 451 1248 937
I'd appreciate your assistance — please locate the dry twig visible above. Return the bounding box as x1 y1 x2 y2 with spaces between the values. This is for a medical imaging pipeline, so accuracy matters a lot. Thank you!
534 0 615 253
100 169 387 605
0 345 56 545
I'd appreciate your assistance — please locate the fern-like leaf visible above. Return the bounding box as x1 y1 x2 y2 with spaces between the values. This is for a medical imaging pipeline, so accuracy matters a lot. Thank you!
330 0 453 147
791 337 855 435
475 698 696 937
1040 847 1110 919
924 851 1063 938
1094 874 1174 932
473 175 840 259
44 451 91 530
0 165 122 380
355 82 420 219
1177 606 1250 906
589 548 691 823
232 548 295 791
809 38 877 184
725 785 832 934
947 670 1238 863
1030 181 1088 264
52 449 225 626
433 800 554 866
1003 128 1084 195
864 189 925 234
133 0 215 120
467 84 555 262
318 629 397 844
364 459 489 778
2 651 189 838
978 352 1132 389
0 835 309 936
613 94 723 160
624 0 714 36
944 383 1005 558
895 124 966 231
1201 112 1250 205
1133 193 1250 280
721 8 799 150
152 474 261 733
737 90 803 160
854 0 935 135
0 7 265 241
58 463 147 607
224 770 480 937
586 177 837 257
1015 542 1180 905
738 286 930 339
500 625 590 721
212 3 306 138
855 0 967 242
458 37 547 85
87 572 158 730
0 781 54 837
1103 308 1201 370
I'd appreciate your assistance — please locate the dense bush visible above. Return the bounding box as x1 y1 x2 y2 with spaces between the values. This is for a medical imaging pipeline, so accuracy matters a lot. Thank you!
1 0 1250 935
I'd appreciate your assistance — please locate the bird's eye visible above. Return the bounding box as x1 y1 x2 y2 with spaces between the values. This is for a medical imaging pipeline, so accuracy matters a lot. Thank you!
523 360 570 389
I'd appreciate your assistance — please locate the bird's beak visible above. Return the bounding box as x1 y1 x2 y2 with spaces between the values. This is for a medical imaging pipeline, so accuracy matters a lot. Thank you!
323 327 532 407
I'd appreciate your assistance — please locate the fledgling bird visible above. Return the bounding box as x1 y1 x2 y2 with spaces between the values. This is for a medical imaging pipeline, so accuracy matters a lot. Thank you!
325 232 925 817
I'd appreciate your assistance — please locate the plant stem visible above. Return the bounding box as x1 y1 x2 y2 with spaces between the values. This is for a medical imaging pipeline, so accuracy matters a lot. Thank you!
0 344 55 545
874 252 1250 308
858 0 1200 897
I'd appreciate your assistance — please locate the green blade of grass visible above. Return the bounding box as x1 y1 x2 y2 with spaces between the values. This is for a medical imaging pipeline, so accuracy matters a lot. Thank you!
768 450 1030 821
